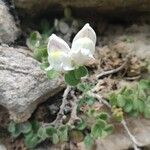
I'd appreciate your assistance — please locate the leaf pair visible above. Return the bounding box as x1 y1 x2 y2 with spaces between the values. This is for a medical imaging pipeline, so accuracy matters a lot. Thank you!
65 66 88 86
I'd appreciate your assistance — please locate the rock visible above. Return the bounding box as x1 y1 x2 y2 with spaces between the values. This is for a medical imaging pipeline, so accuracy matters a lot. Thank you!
0 144 7 150
0 0 20 44
54 19 79 46
14 0 150 19
59 21 69 34
0 46 64 122
77 118 150 150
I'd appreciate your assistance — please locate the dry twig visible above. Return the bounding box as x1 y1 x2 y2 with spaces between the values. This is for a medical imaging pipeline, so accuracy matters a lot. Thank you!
68 91 81 125
96 56 130 79
51 86 71 125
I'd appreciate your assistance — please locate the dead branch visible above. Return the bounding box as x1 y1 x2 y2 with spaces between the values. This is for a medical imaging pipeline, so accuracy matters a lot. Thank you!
125 75 141 81
68 91 81 125
51 86 71 126
96 56 130 79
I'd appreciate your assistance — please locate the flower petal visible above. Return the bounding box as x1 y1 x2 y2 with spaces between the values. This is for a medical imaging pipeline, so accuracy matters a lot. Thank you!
70 48 94 66
48 51 74 72
71 37 95 54
72 23 96 45
47 34 70 55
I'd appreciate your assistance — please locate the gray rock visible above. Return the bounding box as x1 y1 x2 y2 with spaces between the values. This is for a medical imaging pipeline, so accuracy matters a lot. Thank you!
0 46 64 122
0 0 20 44
14 0 150 18
0 144 7 150
59 21 69 34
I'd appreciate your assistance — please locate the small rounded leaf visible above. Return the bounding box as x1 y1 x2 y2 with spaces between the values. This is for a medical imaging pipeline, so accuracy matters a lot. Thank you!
74 66 88 79
65 70 80 86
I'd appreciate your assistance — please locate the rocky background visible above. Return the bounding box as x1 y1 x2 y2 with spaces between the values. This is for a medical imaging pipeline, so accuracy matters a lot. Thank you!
0 0 150 150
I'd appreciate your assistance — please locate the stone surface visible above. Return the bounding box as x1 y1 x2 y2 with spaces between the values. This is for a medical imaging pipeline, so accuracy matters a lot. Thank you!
0 0 20 44
0 144 7 150
0 46 64 122
14 0 150 18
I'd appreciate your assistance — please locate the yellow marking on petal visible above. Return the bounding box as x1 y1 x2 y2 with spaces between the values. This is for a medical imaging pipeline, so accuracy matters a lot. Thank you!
49 51 63 59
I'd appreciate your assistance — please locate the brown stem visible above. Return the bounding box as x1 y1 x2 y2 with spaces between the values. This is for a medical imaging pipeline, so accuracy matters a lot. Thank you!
68 91 81 125
51 86 71 126
96 55 129 79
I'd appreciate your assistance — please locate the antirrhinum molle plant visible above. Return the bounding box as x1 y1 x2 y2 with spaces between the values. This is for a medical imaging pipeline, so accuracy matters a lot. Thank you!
8 23 149 150
46 23 96 86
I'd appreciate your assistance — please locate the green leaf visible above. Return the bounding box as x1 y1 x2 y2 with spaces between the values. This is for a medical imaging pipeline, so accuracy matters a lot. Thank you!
8 122 21 138
139 79 150 90
104 124 114 134
8 121 16 133
25 134 40 149
87 109 97 117
37 127 48 140
91 119 106 138
19 122 32 134
144 105 150 119
137 100 145 113
96 112 109 121
70 130 84 143
84 135 94 150
34 46 48 62
77 83 93 92
101 130 108 138
132 98 139 110
26 31 41 51
65 70 80 86
78 96 96 109
52 133 59 144
47 70 59 79
117 94 126 107
138 89 147 100
124 101 133 113
40 61 49 70
109 93 118 106
74 66 88 79
75 119 86 130
128 110 139 118
31 120 40 133
59 125 68 142
46 126 57 136
123 89 133 96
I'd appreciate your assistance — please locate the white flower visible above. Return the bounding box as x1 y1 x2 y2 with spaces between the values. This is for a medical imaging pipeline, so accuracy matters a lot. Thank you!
46 34 74 72
46 23 96 72
70 23 96 65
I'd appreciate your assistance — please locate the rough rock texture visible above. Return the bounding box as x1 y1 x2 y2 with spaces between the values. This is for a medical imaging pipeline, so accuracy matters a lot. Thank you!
0 0 20 44
14 0 150 18
0 144 7 150
98 24 150 60
0 46 64 122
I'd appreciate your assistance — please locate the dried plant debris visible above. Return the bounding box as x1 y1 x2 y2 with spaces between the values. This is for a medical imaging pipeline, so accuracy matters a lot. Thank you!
94 45 148 80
